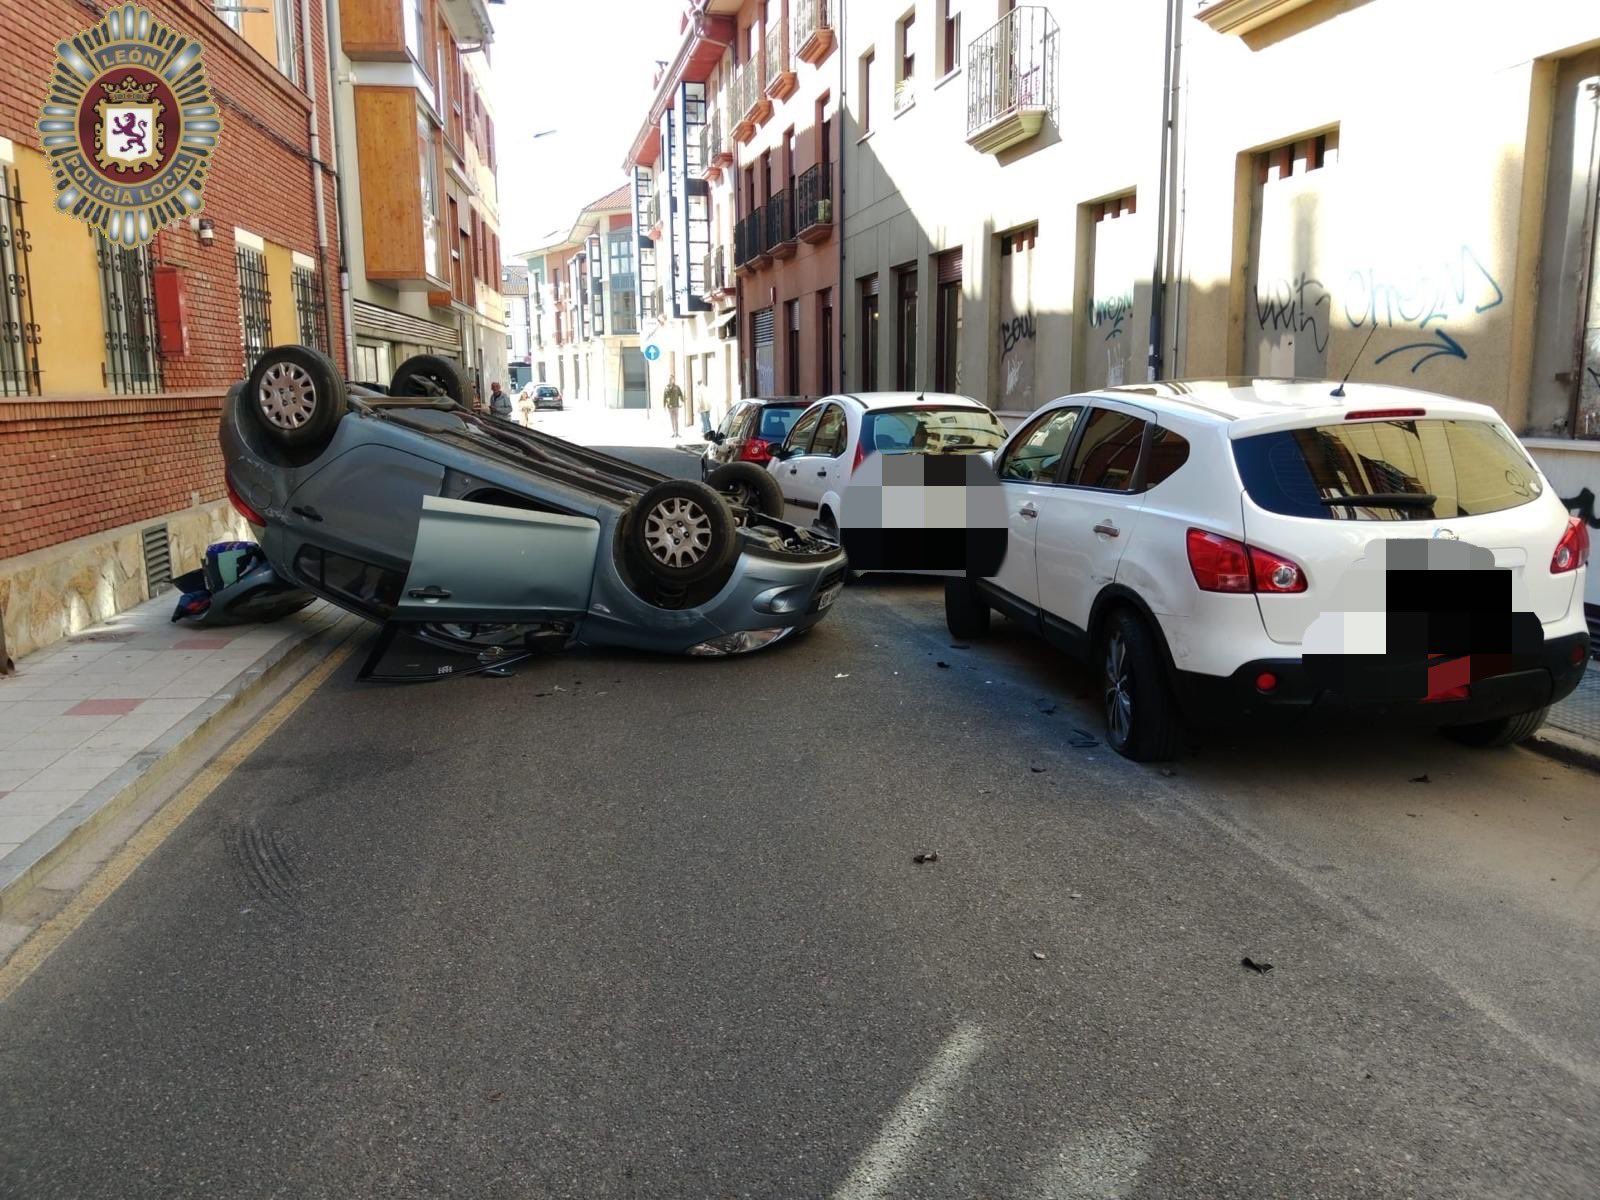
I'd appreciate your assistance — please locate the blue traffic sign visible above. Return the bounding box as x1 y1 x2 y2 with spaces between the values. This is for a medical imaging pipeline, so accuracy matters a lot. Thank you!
642 344 661 362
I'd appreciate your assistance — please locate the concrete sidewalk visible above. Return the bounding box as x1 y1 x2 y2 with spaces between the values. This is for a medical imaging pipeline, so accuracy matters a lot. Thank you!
1538 651 1600 770
0 594 356 917
522 406 708 450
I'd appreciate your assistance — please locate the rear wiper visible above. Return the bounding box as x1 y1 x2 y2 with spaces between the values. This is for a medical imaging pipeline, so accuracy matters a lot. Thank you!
1319 492 1437 507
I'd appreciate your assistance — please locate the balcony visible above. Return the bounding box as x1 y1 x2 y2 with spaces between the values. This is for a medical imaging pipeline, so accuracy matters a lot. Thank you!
794 160 833 243
697 112 724 181
764 15 797 101
966 6 1060 155
646 187 664 239
734 209 768 270
791 0 836 66
731 61 770 143
703 245 732 299
765 189 796 260
650 283 666 323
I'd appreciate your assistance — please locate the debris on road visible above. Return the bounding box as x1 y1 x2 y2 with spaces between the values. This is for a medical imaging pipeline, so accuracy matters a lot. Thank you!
1032 951 1047 960
1030 765 1046 773
1241 957 1273 975
1410 773 1431 783
936 661 950 669
1069 892 1083 900
1068 729 1098 748
488 1091 506 1103
913 852 939 865
1035 699 1058 716
835 673 850 679
1407 812 1419 818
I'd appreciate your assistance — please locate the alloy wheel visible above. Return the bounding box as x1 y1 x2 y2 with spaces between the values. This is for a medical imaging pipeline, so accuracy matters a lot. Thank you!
257 362 317 430
1104 631 1133 746
644 497 712 568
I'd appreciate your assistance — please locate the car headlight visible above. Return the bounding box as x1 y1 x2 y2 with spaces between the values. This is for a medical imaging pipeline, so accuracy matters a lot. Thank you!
753 584 810 614
686 627 794 656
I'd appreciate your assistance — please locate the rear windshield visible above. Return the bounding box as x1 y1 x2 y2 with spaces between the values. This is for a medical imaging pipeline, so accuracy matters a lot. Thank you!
755 406 807 440
1233 418 1543 521
862 407 1006 454
536 386 559 396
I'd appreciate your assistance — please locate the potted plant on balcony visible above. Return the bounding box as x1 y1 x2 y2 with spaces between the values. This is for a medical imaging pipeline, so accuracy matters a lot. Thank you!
817 197 831 223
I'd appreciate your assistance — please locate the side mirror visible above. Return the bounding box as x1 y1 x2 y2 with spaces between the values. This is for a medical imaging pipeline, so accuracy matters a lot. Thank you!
770 444 793 461
705 430 724 444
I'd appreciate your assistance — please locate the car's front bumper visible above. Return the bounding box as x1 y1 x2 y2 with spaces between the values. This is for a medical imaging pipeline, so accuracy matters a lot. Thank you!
1171 631 1591 728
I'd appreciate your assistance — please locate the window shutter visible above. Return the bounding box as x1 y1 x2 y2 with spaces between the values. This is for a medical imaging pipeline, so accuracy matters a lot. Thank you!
861 274 880 296
753 307 775 346
936 248 963 284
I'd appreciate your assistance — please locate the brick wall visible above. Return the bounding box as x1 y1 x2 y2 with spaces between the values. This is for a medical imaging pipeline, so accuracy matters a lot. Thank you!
0 0 344 556
0 393 227 559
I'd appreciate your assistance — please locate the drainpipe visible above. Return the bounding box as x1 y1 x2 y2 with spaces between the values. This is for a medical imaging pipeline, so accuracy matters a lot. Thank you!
837 0 847 390
299 0 337 365
316 0 357 373
1146 0 1179 382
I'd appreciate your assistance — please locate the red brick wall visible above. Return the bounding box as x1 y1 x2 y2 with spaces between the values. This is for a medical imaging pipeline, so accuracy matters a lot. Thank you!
0 393 226 559
0 0 344 555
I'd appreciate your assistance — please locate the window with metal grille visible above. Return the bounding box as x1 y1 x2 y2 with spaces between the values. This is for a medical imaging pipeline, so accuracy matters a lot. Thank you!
97 235 162 394
0 166 41 396
292 264 329 352
236 244 273 374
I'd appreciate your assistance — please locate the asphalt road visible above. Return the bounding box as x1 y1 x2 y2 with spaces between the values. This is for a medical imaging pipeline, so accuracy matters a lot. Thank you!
1 445 1597 1199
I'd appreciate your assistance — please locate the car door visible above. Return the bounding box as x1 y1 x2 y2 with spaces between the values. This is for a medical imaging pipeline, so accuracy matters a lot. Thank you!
774 403 824 523
987 404 1086 612
394 495 601 623
1034 399 1156 639
800 403 850 522
282 443 447 573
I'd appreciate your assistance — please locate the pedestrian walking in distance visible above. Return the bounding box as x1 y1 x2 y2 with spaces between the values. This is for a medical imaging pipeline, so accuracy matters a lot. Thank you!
663 373 685 438
489 381 512 419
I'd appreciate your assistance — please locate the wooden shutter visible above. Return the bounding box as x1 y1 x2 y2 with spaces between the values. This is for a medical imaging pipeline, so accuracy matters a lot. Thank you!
936 248 962 284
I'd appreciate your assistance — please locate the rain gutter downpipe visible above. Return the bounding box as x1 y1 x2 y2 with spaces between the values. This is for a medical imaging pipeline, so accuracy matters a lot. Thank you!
1146 0 1180 382
315 0 357 373
837 0 846 390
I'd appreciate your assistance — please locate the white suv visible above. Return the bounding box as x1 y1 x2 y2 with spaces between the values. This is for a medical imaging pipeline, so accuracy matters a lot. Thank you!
946 380 1591 761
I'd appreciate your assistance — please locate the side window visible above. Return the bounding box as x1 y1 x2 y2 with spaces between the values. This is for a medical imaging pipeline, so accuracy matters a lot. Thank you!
1065 408 1148 491
719 405 745 438
784 405 823 454
1141 426 1191 490
811 404 848 456
998 406 1083 482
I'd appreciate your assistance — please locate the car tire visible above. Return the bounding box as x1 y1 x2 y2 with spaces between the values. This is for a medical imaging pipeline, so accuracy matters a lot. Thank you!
816 511 864 582
1441 705 1550 748
945 577 991 639
390 354 469 405
706 463 784 518
623 480 740 586
245 344 346 451
1099 608 1183 763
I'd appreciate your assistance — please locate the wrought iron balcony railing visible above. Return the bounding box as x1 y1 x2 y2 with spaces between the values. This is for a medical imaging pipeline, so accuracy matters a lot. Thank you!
966 6 1060 144
645 186 662 232
764 188 794 249
764 14 791 93
791 0 835 64
794 160 833 237
734 209 766 266
698 110 722 171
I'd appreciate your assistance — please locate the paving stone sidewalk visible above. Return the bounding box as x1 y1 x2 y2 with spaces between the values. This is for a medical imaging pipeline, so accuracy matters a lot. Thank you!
0 594 347 910
1549 652 1600 745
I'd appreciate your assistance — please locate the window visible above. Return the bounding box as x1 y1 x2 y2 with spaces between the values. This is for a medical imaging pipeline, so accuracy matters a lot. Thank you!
1065 408 1148 491
895 265 917 390
1255 128 1339 184
940 0 960 76
859 50 875 133
783 404 823 454
0 166 40 396
419 115 441 280
213 1 242 33
235 242 272 375
818 288 833 394
97 236 162 393
292 263 330 353
785 299 800 395
863 406 1007 453
1232 419 1542 521
812 404 848 456
403 0 430 74
934 249 962 392
999 407 1083 482
1143 427 1191 489
274 0 300 84
896 11 916 111
859 275 880 387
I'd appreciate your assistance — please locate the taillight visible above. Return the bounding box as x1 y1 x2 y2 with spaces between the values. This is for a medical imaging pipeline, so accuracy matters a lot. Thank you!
739 438 772 463
1343 408 1426 420
1187 529 1306 594
853 440 869 471
1552 516 1590 574
227 478 266 526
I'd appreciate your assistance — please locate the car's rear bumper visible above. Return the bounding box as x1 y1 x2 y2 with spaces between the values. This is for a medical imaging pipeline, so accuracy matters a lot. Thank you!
1171 631 1590 728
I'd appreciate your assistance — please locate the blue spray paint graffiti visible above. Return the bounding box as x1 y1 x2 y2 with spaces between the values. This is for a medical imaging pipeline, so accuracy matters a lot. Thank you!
1092 294 1134 342
1340 244 1503 374
1373 329 1467 373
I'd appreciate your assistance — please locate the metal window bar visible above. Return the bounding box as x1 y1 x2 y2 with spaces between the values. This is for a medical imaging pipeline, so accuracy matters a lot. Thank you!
0 166 41 396
765 189 793 248
96 235 162 394
236 244 273 374
796 160 832 231
292 265 330 352
966 6 1060 137
792 0 834 57
765 14 790 91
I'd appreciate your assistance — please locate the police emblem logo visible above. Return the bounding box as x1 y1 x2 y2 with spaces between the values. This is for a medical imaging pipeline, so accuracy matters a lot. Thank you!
35 3 221 247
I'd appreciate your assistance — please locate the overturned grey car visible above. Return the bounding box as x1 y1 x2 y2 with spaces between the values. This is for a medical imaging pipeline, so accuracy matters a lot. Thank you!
221 346 848 679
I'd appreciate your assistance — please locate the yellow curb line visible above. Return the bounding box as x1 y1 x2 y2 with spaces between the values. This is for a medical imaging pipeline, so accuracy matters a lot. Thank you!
0 641 355 1004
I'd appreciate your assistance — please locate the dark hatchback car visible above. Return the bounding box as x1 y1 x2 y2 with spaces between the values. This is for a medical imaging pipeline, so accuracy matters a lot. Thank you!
532 384 563 411
700 399 810 478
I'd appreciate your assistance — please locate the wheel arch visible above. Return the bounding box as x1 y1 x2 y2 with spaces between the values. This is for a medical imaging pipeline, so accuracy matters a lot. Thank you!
1088 585 1180 684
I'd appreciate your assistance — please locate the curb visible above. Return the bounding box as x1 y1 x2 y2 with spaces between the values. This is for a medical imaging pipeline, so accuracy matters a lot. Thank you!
0 611 365 920
1527 726 1600 774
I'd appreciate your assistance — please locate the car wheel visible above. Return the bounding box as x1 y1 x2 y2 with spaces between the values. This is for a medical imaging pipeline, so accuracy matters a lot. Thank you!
1099 608 1182 762
944 577 991 638
623 480 740 586
390 354 469 405
816 512 863 582
1441 705 1550 748
245 344 346 451
706 463 784 519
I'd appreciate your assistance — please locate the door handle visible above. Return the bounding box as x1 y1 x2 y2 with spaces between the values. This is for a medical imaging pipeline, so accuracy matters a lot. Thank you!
789 467 798 475
1019 503 1038 519
407 585 452 600
1093 522 1120 537
816 468 828 477
291 505 323 522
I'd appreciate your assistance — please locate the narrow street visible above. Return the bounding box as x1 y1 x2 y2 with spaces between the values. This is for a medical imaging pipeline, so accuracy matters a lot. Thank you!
0 445 1595 1200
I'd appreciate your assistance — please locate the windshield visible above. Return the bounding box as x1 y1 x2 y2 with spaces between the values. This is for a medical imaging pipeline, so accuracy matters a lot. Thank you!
1233 418 1543 521
861 407 1006 454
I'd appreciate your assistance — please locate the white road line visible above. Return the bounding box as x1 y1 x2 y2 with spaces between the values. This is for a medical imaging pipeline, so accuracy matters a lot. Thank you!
830 1022 987 1200
1031 1128 1153 1200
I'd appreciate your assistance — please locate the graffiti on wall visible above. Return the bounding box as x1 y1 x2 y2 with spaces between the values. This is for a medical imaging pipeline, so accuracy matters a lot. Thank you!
1091 294 1134 342
999 314 1037 356
1562 487 1600 531
1251 273 1331 355
1344 243 1503 374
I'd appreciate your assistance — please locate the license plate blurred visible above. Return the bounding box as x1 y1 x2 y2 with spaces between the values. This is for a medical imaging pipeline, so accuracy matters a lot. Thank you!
813 581 843 611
